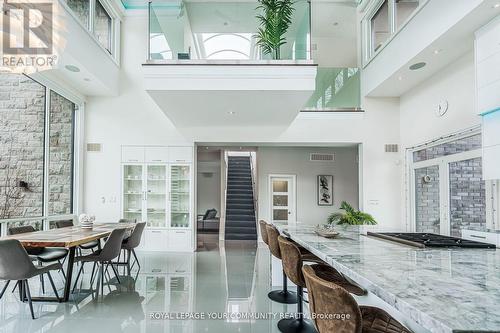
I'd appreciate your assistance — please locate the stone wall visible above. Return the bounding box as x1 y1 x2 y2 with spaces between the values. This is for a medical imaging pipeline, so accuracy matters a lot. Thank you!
449 157 486 236
413 134 482 162
415 165 441 234
0 74 45 219
0 73 74 220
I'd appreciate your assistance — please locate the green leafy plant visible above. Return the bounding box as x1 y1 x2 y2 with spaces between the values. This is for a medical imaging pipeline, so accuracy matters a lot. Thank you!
254 0 295 59
327 201 377 226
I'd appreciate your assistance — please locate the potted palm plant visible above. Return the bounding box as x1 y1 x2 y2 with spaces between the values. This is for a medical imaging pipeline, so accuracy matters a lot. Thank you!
254 0 295 60
327 201 377 225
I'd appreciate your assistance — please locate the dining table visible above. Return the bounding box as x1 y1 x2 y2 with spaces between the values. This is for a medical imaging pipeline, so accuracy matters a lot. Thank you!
0 223 136 302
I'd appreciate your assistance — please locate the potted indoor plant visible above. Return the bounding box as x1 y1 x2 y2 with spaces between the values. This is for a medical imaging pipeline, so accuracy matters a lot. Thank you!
327 201 377 226
254 0 295 60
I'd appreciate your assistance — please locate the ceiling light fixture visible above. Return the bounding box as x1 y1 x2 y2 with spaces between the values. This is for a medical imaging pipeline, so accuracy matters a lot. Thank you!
493 3 500 8
409 62 426 70
398 76 403 81
433 49 442 54
65 65 80 72
227 111 235 115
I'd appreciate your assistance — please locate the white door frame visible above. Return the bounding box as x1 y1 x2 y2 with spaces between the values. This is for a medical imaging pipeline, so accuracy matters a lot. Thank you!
268 174 297 224
409 149 482 235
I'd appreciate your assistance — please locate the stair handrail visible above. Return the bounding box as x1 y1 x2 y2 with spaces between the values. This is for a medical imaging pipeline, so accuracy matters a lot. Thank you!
248 152 258 225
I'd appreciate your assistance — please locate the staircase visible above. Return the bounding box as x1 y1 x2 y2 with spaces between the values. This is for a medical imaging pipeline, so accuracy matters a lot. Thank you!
225 156 258 241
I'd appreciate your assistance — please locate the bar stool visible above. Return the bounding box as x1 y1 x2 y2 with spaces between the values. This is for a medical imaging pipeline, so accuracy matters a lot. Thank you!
303 264 412 333
259 220 269 246
278 236 366 333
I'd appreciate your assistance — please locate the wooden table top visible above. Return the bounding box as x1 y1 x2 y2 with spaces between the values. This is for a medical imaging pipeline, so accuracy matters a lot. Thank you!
0 223 136 248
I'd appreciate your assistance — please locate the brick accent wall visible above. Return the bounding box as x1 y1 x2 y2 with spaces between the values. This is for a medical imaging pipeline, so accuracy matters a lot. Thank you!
413 134 482 162
449 157 486 237
415 166 440 234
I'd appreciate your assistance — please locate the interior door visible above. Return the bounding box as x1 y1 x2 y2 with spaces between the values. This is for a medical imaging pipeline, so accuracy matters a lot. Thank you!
270 176 296 223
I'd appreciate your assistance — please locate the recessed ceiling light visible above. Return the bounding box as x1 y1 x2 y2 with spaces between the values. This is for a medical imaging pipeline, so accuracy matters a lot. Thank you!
433 49 443 55
409 62 426 70
65 65 80 72
398 76 403 81
333 22 339 26
83 78 91 82
493 3 500 8
227 111 235 115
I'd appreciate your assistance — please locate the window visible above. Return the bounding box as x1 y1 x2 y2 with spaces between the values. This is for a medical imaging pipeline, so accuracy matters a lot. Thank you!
395 0 419 30
0 74 45 219
0 73 78 228
370 0 390 54
48 91 75 215
67 0 90 29
95 0 112 53
198 33 253 60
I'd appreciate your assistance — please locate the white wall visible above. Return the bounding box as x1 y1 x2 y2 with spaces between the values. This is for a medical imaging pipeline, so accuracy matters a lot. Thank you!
83 14 189 222
399 52 480 148
258 146 359 226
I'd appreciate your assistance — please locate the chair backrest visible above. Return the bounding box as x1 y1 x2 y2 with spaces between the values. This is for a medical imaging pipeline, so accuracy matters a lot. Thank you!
266 224 282 259
302 264 363 333
55 220 74 228
0 239 37 281
259 220 269 245
119 218 136 223
277 235 305 287
99 228 127 261
124 222 146 249
8 225 36 235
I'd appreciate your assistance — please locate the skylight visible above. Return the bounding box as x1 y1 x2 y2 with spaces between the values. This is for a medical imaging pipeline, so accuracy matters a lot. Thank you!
199 33 253 60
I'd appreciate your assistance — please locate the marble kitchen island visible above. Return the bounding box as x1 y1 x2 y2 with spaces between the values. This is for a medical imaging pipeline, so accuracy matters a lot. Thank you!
274 223 500 333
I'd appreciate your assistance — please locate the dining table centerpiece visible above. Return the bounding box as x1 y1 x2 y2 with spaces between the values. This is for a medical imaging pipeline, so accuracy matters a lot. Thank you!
79 214 95 229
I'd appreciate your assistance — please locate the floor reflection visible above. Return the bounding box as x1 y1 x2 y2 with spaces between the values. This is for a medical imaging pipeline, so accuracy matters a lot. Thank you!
0 240 287 333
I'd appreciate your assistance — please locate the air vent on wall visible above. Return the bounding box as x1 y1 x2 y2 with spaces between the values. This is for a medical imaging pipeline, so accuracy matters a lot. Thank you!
310 153 334 162
385 144 399 153
87 143 102 152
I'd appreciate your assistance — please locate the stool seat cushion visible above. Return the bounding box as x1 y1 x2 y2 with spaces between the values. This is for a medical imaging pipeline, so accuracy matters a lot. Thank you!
312 264 366 296
361 306 412 333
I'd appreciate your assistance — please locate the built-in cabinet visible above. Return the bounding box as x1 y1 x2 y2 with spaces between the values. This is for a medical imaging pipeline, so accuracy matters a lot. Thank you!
121 145 194 252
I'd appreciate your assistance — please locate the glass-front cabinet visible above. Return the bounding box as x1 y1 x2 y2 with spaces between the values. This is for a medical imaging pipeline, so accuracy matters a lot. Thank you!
170 165 191 228
147 165 168 228
123 165 144 221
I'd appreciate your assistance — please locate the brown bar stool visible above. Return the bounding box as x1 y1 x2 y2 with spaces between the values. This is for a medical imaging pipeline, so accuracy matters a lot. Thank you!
278 236 366 333
303 264 412 333
264 223 298 304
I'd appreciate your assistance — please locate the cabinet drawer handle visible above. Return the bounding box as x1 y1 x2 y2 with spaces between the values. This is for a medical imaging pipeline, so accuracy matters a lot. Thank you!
151 231 161 234
152 268 162 272
470 235 487 239
175 231 185 234
152 159 162 162
128 159 139 162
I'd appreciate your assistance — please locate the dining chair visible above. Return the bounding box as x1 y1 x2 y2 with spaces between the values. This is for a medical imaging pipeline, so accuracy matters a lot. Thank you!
8 226 68 293
55 220 100 252
72 228 127 298
303 264 412 333
0 239 61 319
119 222 146 275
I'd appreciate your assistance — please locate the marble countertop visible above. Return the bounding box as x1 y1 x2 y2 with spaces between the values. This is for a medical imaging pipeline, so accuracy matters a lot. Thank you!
274 223 500 333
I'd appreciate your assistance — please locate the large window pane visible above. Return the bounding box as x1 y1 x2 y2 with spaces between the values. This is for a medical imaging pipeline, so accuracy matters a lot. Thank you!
370 0 389 54
0 74 45 219
66 0 90 29
48 91 75 215
395 0 419 30
95 0 112 53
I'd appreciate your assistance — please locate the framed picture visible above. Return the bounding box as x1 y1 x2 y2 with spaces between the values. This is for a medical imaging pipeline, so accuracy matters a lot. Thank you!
317 175 333 206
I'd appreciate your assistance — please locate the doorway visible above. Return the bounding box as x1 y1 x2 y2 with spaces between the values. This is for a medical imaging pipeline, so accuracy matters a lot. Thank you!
269 175 297 224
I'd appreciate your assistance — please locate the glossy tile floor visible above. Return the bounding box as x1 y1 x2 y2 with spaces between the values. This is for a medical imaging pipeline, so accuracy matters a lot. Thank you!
0 240 293 333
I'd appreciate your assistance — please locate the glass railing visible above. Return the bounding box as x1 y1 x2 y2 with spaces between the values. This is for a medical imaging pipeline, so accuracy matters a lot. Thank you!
148 0 311 61
302 67 361 111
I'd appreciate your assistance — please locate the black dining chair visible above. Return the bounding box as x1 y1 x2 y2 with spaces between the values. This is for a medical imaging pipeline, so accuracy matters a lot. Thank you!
8 226 68 293
119 222 146 275
0 239 61 319
72 228 127 298
55 220 100 252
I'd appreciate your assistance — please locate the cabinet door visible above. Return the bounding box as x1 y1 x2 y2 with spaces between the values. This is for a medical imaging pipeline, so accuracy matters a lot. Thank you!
145 229 168 251
169 147 193 163
168 230 191 251
122 146 145 163
123 164 145 221
146 165 168 228
169 165 191 228
145 147 169 163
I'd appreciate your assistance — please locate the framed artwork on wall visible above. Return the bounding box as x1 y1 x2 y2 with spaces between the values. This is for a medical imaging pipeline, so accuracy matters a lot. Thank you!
317 175 333 206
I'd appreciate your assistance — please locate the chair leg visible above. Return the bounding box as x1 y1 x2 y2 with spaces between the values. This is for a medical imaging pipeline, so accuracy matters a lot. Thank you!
57 260 66 280
100 262 104 297
19 280 25 302
94 264 103 299
72 263 85 293
11 280 19 293
126 250 131 276
90 262 97 286
46 272 61 302
276 285 317 333
23 280 35 320
0 281 11 300
132 249 140 270
110 263 121 284
38 261 45 294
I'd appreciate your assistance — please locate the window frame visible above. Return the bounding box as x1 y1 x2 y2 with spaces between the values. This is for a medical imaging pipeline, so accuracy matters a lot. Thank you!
361 0 429 67
0 74 82 235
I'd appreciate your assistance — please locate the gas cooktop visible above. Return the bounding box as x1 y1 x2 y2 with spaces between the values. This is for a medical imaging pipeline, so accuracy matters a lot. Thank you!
367 232 496 249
